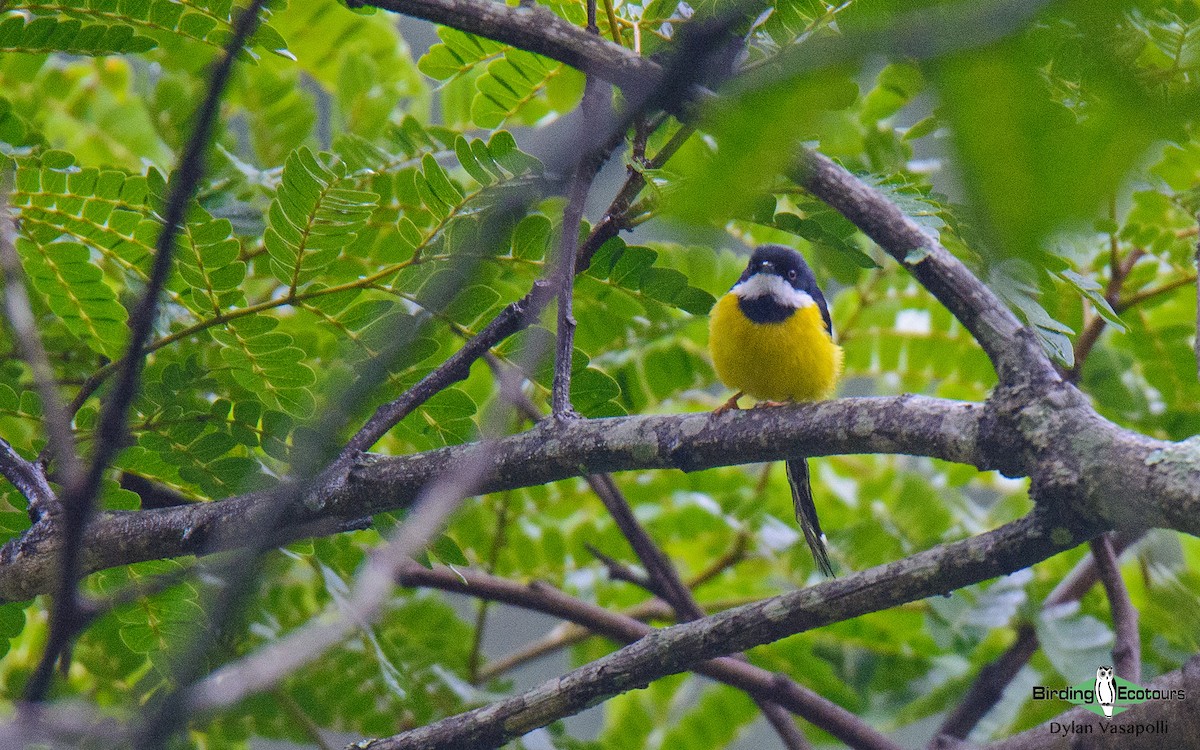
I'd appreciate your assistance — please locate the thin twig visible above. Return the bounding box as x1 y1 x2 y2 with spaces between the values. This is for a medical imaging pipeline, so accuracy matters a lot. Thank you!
1068 235 1145 381
467 494 512 682
550 78 607 419
1118 271 1196 311
23 0 268 703
272 688 337 750
1090 533 1141 682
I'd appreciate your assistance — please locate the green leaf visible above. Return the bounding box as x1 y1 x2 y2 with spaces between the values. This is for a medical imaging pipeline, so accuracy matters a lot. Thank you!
1061 269 1126 332
429 534 469 566
15 239 128 358
266 147 379 291
929 26 1182 261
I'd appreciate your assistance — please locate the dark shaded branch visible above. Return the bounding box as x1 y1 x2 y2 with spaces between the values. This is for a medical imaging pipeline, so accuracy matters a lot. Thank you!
586 472 872 750
933 624 1039 743
551 78 607 419
24 0 267 703
1089 533 1140 682
398 563 904 750
357 508 1090 750
339 280 557 457
0 437 53 516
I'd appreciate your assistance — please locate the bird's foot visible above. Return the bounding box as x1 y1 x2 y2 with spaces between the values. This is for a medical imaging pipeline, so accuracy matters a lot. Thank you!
754 400 791 408
713 392 744 416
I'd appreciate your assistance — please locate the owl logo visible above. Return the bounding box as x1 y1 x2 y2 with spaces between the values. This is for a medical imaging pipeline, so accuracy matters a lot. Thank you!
1095 666 1115 718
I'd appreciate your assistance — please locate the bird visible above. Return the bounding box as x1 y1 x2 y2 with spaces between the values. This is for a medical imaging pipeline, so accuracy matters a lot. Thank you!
708 244 844 576
1095 666 1115 718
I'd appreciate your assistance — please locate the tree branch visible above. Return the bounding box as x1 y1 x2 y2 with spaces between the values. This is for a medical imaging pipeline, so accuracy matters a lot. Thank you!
550 78 607 419
398 563 905 750
1089 533 1140 682
0 395 979 601
8 382 1200 606
357 507 1090 750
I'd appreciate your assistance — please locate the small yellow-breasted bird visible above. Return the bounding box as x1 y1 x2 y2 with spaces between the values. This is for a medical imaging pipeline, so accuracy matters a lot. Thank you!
709 244 844 576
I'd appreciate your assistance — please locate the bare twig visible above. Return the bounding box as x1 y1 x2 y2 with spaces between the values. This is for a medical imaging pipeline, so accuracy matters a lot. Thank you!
550 78 607 419
1068 232 1144 381
23 0 268 703
1090 533 1141 682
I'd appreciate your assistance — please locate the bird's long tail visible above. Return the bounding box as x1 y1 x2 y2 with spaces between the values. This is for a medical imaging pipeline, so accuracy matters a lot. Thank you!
785 459 834 577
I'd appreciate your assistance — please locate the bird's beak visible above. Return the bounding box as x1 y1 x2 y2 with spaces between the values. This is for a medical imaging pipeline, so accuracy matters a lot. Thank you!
758 260 775 274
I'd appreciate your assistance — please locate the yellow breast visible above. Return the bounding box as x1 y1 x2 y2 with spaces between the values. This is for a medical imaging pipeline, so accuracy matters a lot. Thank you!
708 293 844 402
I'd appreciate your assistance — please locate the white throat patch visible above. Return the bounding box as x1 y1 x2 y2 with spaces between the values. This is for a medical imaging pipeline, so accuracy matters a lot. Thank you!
731 273 815 309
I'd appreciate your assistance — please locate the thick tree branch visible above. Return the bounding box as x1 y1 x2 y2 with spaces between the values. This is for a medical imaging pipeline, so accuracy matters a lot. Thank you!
7 385 1200 605
0 395 983 602
356 507 1090 750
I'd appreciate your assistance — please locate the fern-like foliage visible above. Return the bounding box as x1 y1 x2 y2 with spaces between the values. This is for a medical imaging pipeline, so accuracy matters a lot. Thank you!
0 14 155 55
265 147 379 292
418 27 584 129
3 0 290 57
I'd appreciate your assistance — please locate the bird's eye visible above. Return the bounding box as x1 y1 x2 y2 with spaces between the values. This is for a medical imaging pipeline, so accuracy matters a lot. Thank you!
787 269 797 280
